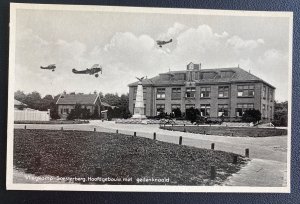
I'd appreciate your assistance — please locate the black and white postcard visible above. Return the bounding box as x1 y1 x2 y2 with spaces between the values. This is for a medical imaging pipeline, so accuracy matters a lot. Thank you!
7 3 293 192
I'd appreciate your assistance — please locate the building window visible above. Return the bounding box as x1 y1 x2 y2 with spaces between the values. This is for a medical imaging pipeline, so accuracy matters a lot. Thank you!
218 104 229 117
156 88 166 99
144 104 146 115
237 85 254 97
61 108 63 114
185 87 196 98
200 87 211 98
262 104 266 118
66 108 69 114
185 104 195 110
171 104 181 111
270 106 273 119
218 86 229 98
171 88 181 100
269 89 273 102
200 104 210 117
156 104 165 115
143 88 147 100
236 103 254 117
220 71 234 78
263 86 266 99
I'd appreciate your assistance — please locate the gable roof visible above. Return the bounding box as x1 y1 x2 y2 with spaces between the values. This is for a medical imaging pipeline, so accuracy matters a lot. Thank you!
56 93 99 105
128 67 275 88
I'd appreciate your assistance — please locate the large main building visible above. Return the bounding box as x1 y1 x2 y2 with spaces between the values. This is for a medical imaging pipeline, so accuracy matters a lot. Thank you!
128 62 275 122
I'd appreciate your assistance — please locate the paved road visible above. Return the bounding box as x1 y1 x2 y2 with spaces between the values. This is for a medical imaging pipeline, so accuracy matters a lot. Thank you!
14 120 288 187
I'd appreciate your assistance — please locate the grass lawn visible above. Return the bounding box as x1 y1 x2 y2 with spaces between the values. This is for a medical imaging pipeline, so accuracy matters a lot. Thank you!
14 129 247 185
161 125 287 137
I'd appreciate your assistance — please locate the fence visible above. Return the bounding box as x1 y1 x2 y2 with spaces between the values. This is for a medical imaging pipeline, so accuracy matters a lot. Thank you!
14 109 50 121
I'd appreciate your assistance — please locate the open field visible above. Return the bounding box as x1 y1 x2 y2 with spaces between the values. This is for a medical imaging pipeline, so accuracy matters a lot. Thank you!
161 125 287 137
13 129 247 185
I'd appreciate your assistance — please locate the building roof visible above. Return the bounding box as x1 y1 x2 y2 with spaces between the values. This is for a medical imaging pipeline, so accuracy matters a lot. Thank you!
128 67 275 88
56 93 99 105
101 101 112 107
14 99 27 106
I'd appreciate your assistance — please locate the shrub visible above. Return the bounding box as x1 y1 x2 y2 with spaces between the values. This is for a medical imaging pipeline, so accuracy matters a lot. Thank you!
185 107 200 123
242 109 261 123
67 104 83 120
172 108 182 118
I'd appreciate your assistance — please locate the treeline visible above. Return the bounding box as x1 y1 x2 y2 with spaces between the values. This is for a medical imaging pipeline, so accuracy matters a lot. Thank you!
14 90 131 120
273 101 288 127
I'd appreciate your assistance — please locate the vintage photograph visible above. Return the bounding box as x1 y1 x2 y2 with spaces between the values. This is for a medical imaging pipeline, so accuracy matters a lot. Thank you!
7 3 292 192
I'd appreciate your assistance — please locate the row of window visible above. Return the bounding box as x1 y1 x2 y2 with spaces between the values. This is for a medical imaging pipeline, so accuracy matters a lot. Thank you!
156 85 272 100
133 85 274 101
156 103 256 117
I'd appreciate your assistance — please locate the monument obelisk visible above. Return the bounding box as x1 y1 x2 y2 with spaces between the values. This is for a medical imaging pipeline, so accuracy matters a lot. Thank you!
132 77 147 119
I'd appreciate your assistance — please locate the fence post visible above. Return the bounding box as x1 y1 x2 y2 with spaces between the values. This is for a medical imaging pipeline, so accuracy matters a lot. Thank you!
210 166 216 180
245 148 249 157
134 132 136 136
211 143 215 150
153 132 156 140
179 136 183 145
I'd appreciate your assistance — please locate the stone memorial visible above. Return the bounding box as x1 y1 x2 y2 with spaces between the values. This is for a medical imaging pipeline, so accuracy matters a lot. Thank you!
132 77 147 119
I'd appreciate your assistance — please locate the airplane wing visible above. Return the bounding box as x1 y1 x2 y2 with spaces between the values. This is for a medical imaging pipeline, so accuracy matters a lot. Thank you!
72 68 90 74
91 64 99 68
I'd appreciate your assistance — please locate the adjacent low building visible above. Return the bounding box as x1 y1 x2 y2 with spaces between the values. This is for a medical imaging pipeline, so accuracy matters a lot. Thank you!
56 92 111 119
128 62 275 122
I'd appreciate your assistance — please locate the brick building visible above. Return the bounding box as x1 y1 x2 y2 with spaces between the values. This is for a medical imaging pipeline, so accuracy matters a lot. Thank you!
128 62 275 122
56 92 111 119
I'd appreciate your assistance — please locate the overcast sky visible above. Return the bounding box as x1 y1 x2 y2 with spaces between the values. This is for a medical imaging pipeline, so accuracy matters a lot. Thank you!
14 7 291 101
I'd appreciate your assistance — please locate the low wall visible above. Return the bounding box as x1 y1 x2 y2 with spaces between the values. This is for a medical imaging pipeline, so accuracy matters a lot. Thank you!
161 125 287 137
14 109 50 121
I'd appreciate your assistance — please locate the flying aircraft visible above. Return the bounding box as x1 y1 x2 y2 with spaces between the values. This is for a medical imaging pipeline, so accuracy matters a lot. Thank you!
40 64 56 71
72 64 103 78
156 39 172 48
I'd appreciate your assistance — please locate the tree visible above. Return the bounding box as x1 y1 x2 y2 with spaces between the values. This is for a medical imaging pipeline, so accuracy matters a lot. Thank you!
15 90 26 102
91 105 100 119
25 91 42 109
242 109 261 123
49 102 60 120
272 101 288 127
39 95 54 111
67 103 82 120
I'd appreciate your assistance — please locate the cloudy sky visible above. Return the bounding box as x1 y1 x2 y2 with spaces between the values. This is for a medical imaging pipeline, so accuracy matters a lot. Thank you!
14 7 291 101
